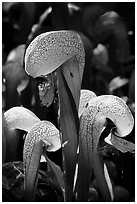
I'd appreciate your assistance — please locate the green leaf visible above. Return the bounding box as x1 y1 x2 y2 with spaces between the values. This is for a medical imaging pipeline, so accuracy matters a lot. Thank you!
93 151 112 201
57 64 80 201
43 152 65 199
105 129 135 153
104 163 114 201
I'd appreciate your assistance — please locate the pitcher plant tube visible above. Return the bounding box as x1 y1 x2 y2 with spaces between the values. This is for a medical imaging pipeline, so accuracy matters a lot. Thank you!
76 95 134 201
4 106 62 201
25 30 85 201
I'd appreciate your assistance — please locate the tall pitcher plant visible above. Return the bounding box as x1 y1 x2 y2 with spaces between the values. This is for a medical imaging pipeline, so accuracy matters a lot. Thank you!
4 30 134 201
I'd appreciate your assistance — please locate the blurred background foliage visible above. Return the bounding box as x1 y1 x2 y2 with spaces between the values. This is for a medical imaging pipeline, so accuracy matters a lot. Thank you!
2 2 135 112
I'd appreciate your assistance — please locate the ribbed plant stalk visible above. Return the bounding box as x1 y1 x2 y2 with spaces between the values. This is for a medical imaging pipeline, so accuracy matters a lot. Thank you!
75 95 134 201
24 140 43 201
57 58 80 201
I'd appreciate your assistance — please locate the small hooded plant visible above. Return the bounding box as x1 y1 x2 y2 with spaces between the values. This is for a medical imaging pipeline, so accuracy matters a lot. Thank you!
4 106 62 201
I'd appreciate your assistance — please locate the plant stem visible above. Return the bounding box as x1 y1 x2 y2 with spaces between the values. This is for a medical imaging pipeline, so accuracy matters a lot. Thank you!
93 150 111 201
24 140 43 201
57 58 80 201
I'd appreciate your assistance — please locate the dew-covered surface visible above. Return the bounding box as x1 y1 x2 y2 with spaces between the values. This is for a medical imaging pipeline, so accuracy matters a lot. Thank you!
78 89 97 117
23 120 61 173
25 31 85 79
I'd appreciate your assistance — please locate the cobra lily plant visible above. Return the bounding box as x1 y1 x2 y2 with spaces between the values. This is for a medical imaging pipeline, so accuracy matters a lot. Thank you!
4 30 134 202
